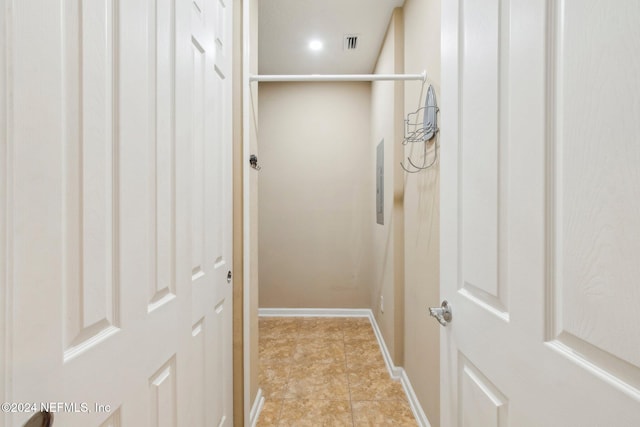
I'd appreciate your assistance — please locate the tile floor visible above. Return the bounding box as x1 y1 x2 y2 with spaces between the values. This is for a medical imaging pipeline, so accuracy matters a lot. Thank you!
257 317 418 426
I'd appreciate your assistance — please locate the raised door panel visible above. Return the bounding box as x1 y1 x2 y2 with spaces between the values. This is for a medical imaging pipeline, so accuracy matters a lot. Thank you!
188 0 214 329
209 301 229 426
191 31 206 282
63 0 121 361
459 0 510 317
149 357 178 427
214 0 231 76
148 0 177 312
209 54 229 307
459 355 508 427
547 0 640 394
190 320 206 426
99 409 122 427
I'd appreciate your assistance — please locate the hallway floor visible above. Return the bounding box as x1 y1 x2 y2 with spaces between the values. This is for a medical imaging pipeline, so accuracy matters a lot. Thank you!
257 316 418 426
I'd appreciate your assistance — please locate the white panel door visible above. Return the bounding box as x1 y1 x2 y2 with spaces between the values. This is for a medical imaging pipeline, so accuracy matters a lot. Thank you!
441 0 640 426
183 0 234 425
2 0 232 425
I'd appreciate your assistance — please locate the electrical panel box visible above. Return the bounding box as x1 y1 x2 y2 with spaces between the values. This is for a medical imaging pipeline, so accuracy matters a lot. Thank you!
376 140 384 225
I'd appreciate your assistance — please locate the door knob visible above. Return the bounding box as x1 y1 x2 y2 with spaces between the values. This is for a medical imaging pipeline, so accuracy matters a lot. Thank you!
428 300 452 326
227 270 232 284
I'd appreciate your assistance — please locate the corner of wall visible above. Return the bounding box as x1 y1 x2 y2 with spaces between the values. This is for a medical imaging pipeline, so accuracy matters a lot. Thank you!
391 7 406 367
402 0 442 425
370 7 406 367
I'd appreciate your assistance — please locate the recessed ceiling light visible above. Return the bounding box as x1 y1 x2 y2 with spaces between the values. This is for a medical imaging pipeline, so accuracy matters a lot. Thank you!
309 40 323 51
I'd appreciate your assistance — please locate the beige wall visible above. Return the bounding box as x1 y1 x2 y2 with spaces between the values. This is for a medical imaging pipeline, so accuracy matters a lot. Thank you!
257 82 372 309
402 0 441 424
370 9 405 365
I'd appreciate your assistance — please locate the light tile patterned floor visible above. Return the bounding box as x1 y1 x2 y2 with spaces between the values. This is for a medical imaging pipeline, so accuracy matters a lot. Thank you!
257 317 418 426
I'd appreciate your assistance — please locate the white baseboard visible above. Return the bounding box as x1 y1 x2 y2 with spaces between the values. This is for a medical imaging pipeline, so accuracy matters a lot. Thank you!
258 307 371 317
248 388 264 427
365 309 404 380
399 368 432 427
258 308 431 427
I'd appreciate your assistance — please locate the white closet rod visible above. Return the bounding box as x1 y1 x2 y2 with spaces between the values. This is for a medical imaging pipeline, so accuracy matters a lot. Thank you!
250 70 426 82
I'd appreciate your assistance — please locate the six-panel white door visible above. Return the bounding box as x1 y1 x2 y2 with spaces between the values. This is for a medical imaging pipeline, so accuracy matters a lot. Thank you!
441 0 640 425
2 0 233 425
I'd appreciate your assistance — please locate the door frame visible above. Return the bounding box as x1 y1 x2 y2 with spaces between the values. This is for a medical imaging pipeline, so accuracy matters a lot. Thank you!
240 0 255 424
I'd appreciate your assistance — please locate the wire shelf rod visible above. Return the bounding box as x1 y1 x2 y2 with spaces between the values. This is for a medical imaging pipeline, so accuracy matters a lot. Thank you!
250 70 426 82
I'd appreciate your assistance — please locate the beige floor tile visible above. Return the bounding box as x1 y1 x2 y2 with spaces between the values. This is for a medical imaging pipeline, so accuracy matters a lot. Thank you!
343 325 376 343
341 319 373 330
260 317 302 339
346 357 387 373
346 344 383 360
340 317 370 326
259 336 297 364
259 363 291 399
345 342 387 372
352 400 417 426
259 317 302 327
256 399 283 427
345 339 380 354
292 338 346 364
285 362 349 400
346 363 389 377
298 318 344 340
346 353 387 372
302 317 346 326
348 369 407 401
279 399 353 426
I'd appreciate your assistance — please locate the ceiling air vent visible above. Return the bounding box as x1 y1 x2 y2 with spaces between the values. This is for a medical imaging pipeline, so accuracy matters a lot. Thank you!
344 35 359 50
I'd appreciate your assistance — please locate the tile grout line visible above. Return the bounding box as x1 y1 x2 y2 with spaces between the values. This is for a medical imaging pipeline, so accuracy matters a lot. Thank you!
275 318 301 425
343 322 356 427
259 318 300 425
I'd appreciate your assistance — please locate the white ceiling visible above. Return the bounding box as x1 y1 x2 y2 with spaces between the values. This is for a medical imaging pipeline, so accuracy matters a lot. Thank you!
258 0 405 75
